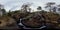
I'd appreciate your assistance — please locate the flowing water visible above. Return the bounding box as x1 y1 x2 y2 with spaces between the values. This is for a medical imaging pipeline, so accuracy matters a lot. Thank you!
17 19 46 29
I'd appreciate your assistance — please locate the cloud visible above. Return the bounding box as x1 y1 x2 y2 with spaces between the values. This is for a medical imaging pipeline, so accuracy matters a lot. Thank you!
0 0 60 12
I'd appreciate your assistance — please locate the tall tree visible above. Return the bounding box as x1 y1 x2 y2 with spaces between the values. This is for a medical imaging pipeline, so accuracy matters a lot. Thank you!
37 6 42 10
1 9 6 15
21 3 32 13
58 8 60 11
45 2 55 12
0 4 6 16
0 4 4 9
57 5 60 11
52 7 57 12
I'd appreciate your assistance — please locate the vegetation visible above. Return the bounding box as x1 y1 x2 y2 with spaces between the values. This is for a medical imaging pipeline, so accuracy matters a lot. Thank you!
0 2 60 29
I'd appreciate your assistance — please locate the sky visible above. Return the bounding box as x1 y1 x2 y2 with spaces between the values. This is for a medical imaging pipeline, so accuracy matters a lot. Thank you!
0 0 60 12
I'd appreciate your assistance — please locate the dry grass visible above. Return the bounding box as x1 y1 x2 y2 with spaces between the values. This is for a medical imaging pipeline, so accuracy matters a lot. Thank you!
0 16 16 27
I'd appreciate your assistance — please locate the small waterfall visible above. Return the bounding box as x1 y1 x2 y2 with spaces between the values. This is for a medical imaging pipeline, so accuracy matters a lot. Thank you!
18 19 24 26
40 26 46 29
17 19 46 29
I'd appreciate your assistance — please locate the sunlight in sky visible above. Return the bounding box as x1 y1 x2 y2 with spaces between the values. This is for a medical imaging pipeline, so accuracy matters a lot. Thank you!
0 0 60 12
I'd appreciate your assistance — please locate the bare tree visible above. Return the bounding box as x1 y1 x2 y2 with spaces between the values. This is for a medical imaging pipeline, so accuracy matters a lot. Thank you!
21 3 32 13
45 2 55 12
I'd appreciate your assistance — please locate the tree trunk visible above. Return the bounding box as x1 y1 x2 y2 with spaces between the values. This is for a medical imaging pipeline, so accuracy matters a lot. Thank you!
49 6 51 12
